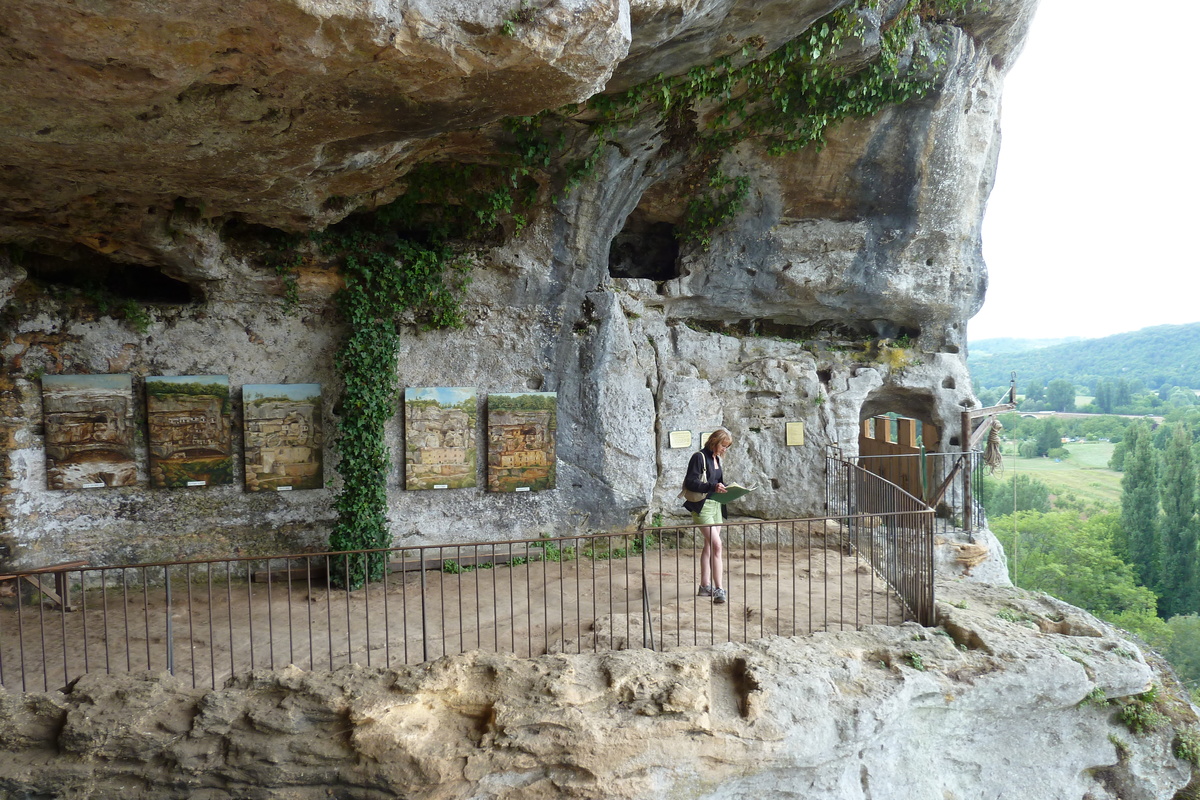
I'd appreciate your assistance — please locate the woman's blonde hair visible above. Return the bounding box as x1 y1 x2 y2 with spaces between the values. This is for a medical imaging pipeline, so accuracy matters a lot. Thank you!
704 429 732 450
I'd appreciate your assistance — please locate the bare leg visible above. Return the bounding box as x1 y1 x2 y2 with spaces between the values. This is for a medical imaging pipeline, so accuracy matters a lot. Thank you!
701 525 724 589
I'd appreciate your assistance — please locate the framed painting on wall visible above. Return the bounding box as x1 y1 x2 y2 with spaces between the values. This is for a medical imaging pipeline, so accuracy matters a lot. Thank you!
486 392 557 492
41 373 137 490
404 387 477 490
243 383 324 492
145 375 233 488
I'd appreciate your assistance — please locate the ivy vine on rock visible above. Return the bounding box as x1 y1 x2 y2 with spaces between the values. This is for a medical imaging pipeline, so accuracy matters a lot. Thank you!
679 170 752 250
506 0 958 248
318 217 469 586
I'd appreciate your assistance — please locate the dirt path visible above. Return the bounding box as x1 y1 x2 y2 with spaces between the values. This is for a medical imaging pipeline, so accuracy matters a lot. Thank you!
1 543 905 693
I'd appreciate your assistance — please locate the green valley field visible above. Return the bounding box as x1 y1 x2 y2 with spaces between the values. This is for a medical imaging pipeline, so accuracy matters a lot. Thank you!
996 441 1121 507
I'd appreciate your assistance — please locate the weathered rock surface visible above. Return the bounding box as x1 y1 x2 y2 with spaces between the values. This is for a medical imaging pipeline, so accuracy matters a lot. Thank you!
0 0 631 254
0 0 1035 258
7 3 1184 799
3 2 1030 565
0 562 1193 800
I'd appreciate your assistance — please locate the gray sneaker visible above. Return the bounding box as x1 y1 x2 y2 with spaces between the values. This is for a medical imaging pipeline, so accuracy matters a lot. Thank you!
712 587 727 605
697 584 713 597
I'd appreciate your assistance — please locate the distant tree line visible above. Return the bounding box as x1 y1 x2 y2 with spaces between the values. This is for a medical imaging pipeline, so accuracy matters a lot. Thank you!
145 379 231 414
976 377 1197 416
989 412 1134 459
969 322 1200 390
982 418 1200 690
488 394 557 412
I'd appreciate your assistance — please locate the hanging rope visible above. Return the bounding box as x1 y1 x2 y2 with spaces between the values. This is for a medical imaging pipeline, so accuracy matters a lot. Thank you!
983 419 1004 474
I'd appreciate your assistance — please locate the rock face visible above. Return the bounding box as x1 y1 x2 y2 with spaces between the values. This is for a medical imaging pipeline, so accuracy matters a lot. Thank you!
0 555 1195 800
1 0 1033 563
8 4 1190 798
0 0 632 255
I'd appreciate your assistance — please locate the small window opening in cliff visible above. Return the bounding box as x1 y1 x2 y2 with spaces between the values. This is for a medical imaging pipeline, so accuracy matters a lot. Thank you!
608 211 680 282
24 247 195 305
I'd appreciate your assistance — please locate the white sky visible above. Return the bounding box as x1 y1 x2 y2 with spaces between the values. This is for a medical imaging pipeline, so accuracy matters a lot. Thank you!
969 0 1199 342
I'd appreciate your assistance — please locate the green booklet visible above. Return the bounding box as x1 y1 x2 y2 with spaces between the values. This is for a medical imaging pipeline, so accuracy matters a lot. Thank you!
711 483 756 504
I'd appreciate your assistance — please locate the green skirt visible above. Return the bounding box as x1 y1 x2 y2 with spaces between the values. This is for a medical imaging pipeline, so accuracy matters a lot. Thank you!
691 498 721 526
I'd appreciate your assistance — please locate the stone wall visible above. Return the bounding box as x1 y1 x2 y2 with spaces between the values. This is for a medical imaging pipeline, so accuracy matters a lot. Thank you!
0 232 983 567
1 0 1034 567
0 567 1194 800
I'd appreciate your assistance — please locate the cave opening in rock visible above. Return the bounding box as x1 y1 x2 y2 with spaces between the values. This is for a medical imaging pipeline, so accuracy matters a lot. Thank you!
608 210 680 281
857 388 945 503
24 247 195 304
859 388 941 454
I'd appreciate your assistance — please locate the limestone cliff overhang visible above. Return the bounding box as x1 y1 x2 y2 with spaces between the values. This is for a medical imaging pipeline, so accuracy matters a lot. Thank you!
0 0 1036 272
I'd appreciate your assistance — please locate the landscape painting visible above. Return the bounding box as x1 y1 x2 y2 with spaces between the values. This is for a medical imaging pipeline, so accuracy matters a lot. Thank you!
146 375 233 488
42 373 137 490
486 392 556 492
404 387 477 490
243 384 324 491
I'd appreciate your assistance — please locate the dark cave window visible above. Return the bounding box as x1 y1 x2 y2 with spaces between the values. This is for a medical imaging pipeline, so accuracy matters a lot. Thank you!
26 250 195 304
608 218 680 281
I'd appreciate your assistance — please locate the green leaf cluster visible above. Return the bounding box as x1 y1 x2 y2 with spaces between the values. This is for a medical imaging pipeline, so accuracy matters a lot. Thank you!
981 473 1052 517
680 171 751 250
318 219 470 586
383 161 538 242
505 0 953 249
120 299 153 334
1174 726 1200 767
585 2 942 156
992 509 1169 644
1114 685 1166 735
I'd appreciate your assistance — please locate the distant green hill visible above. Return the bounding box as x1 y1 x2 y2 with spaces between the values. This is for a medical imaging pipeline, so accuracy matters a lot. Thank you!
969 323 1200 390
969 336 1082 357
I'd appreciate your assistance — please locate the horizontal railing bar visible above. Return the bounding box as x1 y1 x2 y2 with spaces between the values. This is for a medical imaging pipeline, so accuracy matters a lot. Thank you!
0 516 898 579
1 507 934 693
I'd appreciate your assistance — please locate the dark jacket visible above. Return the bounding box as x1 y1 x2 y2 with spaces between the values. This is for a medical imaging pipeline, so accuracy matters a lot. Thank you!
682 448 724 514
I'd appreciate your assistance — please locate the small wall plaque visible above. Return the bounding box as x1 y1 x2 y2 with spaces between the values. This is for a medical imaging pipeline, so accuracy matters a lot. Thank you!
668 430 693 449
786 421 805 446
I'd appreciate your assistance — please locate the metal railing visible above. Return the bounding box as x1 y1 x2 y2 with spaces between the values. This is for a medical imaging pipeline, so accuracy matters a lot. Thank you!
849 450 985 535
0 515 920 693
825 455 937 626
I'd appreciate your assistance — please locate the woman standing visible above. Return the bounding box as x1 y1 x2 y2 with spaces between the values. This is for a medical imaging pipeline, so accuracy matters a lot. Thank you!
682 429 732 604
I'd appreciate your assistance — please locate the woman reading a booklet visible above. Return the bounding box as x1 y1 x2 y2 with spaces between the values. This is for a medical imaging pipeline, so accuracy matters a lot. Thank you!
682 429 732 605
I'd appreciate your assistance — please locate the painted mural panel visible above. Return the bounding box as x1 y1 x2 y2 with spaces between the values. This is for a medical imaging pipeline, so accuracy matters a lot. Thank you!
243 383 324 492
486 392 556 492
42 373 137 490
146 375 233 488
404 387 477 490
